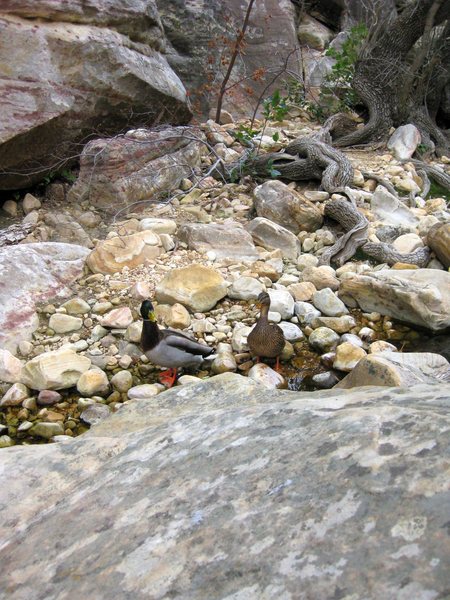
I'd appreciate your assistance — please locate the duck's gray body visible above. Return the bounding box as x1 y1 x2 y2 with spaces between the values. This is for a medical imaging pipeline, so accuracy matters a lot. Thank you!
145 329 212 369
141 320 213 370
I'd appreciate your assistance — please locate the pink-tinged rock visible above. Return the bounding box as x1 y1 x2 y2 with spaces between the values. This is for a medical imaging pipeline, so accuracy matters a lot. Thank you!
100 307 134 329
130 282 152 301
86 231 162 275
68 127 204 211
37 390 62 406
0 383 29 407
0 350 23 383
0 243 90 353
387 124 421 161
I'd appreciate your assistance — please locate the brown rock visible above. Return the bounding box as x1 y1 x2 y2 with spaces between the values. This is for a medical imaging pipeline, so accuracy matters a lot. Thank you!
253 180 323 234
427 223 450 268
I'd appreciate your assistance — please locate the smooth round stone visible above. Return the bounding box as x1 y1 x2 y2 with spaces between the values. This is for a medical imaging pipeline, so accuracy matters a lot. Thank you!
358 327 376 342
91 325 108 342
18 420 34 432
125 321 142 343
37 390 62 406
93 301 114 314
0 435 15 448
2 199 18 217
48 314 83 334
267 289 295 320
294 301 321 326
333 342 367 372
312 371 340 389
127 384 164 400
80 404 112 426
61 298 91 315
100 307 133 328
211 347 237 374
308 327 340 352
297 255 319 271
369 341 398 354
139 218 177 234
312 288 348 317
278 322 304 342
18 341 33 357
77 369 110 396
77 397 97 409
301 266 339 291
281 340 295 360
311 315 356 334
166 303 191 329
231 325 251 353
228 276 265 301
110 370 133 393
247 363 287 389
288 281 317 302
392 233 423 254
0 383 29 407
118 355 133 369
340 333 365 348
22 193 41 214
31 422 64 439
177 375 203 385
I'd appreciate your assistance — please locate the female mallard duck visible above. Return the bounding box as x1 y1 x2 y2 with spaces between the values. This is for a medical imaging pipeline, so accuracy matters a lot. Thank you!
140 299 214 387
247 292 285 371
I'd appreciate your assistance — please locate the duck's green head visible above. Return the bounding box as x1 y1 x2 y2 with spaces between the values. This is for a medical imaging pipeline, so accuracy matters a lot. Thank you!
140 300 156 321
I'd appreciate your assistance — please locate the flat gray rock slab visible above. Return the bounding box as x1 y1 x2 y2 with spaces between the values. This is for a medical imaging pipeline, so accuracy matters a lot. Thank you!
1 373 449 599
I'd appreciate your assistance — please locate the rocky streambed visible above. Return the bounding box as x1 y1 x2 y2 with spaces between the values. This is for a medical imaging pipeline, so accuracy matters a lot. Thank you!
1 117 450 448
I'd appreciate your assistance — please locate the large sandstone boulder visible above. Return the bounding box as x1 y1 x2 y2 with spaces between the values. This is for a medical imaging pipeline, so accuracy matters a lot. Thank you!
0 243 90 353
0 2 191 189
253 180 323 234
68 126 204 211
87 230 162 275
156 264 227 312
178 222 259 261
1 374 449 598
340 269 450 332
336 352 450 389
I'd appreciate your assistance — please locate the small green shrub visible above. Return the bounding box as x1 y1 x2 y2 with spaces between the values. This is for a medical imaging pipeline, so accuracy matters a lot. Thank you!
320 23 368 114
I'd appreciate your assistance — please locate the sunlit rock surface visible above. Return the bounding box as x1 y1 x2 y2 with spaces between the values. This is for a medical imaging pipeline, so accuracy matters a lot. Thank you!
1 373 449 599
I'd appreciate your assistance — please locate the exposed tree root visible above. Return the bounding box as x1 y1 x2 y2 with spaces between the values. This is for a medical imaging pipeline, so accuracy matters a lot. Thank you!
319 198 432 268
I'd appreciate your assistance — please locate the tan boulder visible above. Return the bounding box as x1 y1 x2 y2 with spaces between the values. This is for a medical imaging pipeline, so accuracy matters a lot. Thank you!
87 230 162 275
77 369 110 396
333 343 367 372
21 348 91 391
165 303 191 329
253 180 323 234
340 269 450 332
336 352 450 389
427 223 450 268
156 264 227 312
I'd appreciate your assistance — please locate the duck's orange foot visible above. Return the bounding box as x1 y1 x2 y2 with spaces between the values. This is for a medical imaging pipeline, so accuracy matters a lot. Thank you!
274 357 282 373
159 368 178 388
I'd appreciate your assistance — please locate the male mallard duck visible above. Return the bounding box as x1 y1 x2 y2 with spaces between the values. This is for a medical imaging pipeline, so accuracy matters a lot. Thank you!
247 292 285 371
140 299 214 387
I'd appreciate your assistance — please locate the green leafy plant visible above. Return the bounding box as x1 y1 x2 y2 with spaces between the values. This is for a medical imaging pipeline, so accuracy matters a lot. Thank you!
40 168 77 187
320 23 368 114
262 89 289 122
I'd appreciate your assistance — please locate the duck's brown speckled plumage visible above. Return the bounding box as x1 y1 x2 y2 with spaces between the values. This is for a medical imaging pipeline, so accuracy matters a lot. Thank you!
247 292 285 360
